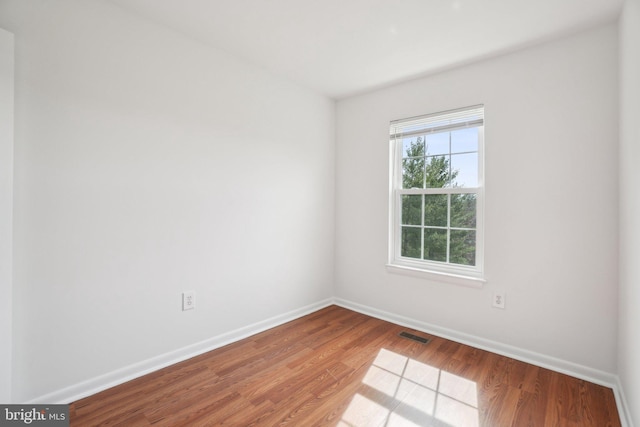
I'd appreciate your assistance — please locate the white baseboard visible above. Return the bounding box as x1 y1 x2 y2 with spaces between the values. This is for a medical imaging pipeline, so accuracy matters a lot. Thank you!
614 376 634 427
27 297 633 427
28 298 334 405
334 298 633 427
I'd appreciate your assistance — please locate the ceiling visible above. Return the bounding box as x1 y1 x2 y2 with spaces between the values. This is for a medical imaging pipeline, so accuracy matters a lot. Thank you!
109 0 623 99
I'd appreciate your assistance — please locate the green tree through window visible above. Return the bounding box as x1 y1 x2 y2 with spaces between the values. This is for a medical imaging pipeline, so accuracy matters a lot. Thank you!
390 105 483 279
400 136 477 266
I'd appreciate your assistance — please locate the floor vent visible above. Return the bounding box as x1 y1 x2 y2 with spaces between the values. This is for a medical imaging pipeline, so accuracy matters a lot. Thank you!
399 331 430 344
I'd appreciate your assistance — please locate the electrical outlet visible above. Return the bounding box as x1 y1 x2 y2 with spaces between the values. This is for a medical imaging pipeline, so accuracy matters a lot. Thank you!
182 291 195 311
492 292 505 309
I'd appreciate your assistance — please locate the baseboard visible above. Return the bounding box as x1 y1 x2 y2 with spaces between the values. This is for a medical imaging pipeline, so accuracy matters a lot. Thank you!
334 298 634 426
614 376 634 427
28 298 334 405
28 296 634 427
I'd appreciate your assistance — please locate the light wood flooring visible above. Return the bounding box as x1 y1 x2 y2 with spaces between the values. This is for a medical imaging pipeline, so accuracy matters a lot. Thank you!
69 305 621 426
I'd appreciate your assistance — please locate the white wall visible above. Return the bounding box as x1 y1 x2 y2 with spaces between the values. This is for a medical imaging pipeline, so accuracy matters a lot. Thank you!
336 25 619 375
0 27 14 403
0 0 335 402
619 0 640 422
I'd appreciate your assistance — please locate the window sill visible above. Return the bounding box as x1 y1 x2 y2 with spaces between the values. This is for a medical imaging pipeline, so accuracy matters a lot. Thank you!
385 263 486 288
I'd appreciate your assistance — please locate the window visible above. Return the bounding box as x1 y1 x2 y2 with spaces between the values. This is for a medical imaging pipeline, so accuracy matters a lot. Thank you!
388 106 484 282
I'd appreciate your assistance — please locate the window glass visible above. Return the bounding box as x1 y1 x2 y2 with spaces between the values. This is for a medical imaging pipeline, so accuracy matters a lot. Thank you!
390 105 484 278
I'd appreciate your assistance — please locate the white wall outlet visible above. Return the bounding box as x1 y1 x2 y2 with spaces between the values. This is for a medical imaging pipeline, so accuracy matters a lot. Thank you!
182 291 195 311
492 292 505 309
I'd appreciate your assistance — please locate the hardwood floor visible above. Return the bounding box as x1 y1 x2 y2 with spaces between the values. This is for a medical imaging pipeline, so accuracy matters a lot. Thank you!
69 305 621 426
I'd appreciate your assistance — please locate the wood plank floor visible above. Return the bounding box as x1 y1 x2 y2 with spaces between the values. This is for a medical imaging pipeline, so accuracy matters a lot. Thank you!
69 305 621 426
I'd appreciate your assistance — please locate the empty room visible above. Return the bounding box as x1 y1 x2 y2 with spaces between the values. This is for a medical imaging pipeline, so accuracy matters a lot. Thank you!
0 0 639 425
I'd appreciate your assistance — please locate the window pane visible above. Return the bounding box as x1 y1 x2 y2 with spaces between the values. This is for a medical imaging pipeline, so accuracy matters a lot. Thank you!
402 195 422 226
392 107 483 274
451 128 478 154
401 227 421 259
450 194 476 228
425 132 449 156
450 152 478 187
402 136 425 158
424 228 447 262
424 155 451 188
450 230 476 266
402 157 425 189
424 194 447 227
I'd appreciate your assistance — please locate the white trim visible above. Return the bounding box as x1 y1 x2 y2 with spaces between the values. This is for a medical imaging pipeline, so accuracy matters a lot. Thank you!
613 376 634 427
28 298 334 404
333 298 623 395
385 263 486 288
335 298 616 385
27 297 633 426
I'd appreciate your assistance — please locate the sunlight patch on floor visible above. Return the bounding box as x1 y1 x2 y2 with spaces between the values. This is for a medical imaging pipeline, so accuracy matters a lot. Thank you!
339 348 479 427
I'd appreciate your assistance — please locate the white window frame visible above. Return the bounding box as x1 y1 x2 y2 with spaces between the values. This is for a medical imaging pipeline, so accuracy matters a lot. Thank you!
387 105 485 286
